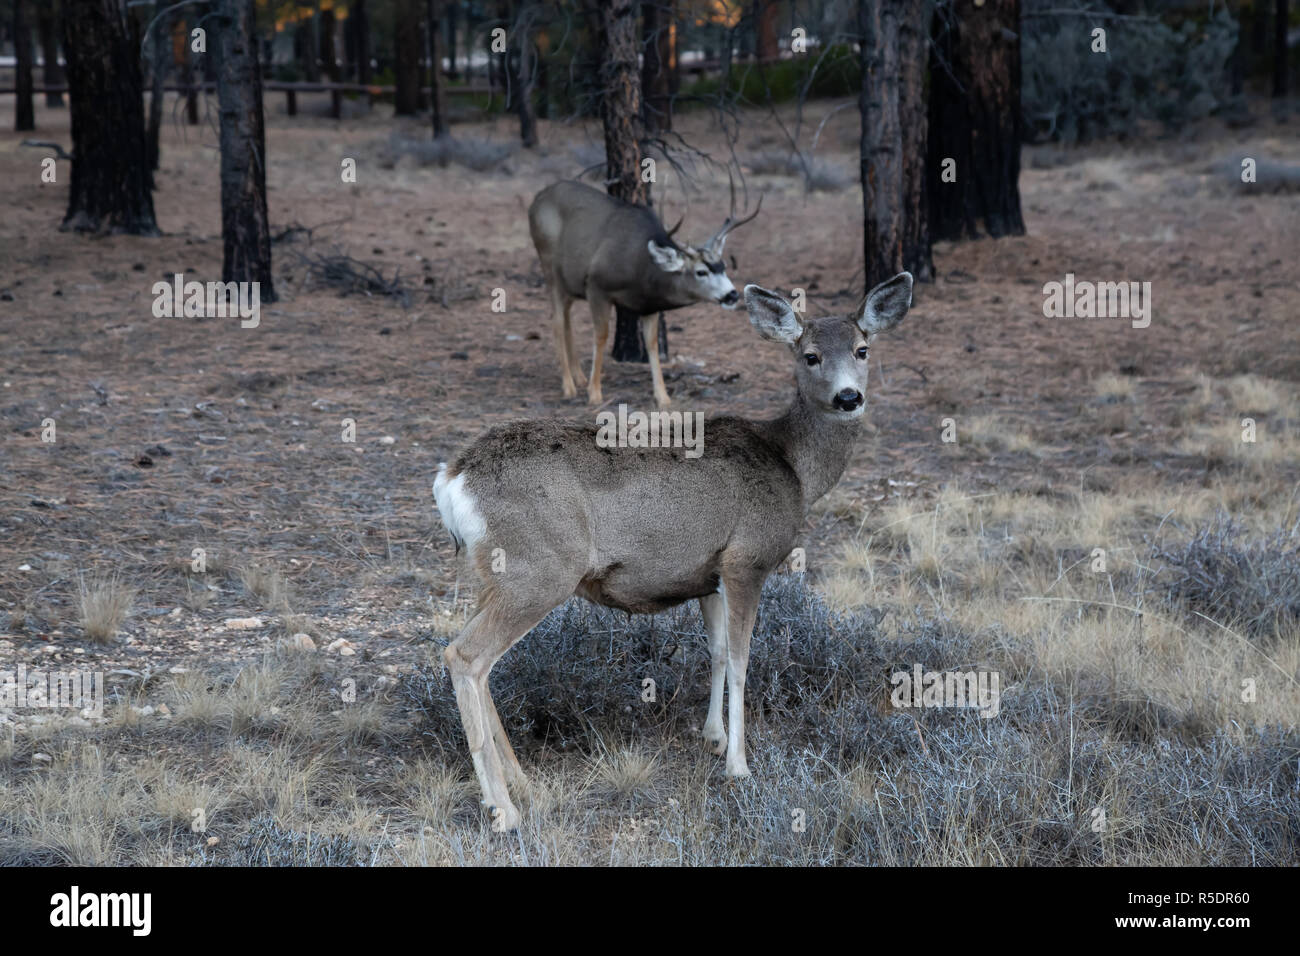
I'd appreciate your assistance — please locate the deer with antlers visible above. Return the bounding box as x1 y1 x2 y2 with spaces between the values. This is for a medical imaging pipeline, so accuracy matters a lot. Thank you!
528 180 761 407
434 271 916 831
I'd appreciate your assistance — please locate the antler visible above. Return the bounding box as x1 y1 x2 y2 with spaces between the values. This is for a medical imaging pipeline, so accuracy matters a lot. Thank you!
665 212 685 238
704 173 763 257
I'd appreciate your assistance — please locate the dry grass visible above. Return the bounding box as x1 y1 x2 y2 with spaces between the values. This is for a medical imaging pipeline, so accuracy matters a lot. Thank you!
77 576 135 643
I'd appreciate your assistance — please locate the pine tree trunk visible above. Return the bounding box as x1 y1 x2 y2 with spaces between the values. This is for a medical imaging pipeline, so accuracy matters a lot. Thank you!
14 0 35 131
508 1 538 146
147 2 171 173
179 19 199 124
37 1 64 108
215 0 275 300
427 0 449 136
1274 0 1290 97
927 0 1025 240
641 1 672 133
898 0 933 281
859 0 904 291
320 8 340 117
60 0 158 234
593 0 666 363
395 0 422 115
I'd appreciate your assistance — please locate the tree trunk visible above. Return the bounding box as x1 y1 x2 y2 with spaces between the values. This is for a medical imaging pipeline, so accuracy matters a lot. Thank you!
60 0 158 234
593 0 666 363
427 0 449 136
37 1 64 108
1274 0 1290 97
214 0 275 300
927 0 1025 241
354 0 372 108
320 7 340 117
14 0 35 131
507 1 538 147
446 1 458 76
147 2 171 173
395 0 422 115
859 0 904 290
898 0 933 281
755 0 779 60
642 1 672 133
178 18 199 124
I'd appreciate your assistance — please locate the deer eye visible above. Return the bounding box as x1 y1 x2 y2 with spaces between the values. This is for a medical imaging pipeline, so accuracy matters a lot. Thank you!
804 353 821 367
856 346 869 360
695 267 708 277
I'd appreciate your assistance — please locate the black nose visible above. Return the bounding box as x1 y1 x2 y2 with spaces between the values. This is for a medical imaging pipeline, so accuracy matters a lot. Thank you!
721 290 739 306
833 388 863 411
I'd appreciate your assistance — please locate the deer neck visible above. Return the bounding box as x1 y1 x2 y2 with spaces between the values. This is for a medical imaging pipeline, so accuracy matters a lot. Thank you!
762 391 861 510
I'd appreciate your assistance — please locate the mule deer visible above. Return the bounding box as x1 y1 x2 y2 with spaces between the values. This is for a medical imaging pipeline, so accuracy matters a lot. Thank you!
528 180 760 408
433 272 914 831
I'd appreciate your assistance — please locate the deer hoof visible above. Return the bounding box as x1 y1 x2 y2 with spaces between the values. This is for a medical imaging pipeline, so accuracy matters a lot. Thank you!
704 735 726 756
725 762 751 779
490 803 521 833
587 389 603 406
561 381 577 399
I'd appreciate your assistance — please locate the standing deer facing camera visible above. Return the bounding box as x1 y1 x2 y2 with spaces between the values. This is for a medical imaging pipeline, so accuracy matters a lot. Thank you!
433 272 915 831
528 180 760 407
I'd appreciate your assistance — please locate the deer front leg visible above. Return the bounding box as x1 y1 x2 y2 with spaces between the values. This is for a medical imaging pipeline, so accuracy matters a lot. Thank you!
720 574 762 778
587 289 612 406
640 313 670 407
698 590 728 756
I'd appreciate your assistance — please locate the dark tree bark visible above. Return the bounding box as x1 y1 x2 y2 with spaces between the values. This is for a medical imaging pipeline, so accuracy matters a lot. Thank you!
426 0 449 136
320 7 341 117
641 1 673 133
395 0 422 115
591 0 667 363
37 1 64 108
899 0 933 281
179 18 199 124
506 1 538 146
754 0 779 60
214 0 275 300
14 0 35 131
1274 0 1290 97
859 0 904 290
926 0 1024 241
147 2 172 173
353 0 372 105
445 1 458 76
60 0 158 234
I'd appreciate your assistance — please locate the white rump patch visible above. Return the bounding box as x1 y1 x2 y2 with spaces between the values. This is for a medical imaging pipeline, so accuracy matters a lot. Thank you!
433 464 486 554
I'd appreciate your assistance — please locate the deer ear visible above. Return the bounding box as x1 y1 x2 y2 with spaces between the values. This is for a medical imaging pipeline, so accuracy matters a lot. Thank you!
858 272 913 337
744 285 803 344
647 240 686 273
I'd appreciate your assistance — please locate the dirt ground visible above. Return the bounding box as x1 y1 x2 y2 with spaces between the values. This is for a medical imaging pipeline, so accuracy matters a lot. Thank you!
1 93 1297 864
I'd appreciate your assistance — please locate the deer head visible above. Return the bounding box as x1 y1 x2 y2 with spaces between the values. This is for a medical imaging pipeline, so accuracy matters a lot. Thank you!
645 190 763 310
744 271 914 417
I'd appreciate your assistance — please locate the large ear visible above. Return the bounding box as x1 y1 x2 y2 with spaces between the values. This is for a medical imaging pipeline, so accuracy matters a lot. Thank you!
857 272 914 337
744 285 803 344
647 240 686 273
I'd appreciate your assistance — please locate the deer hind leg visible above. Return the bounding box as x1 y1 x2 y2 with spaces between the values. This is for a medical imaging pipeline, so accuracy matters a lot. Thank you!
562 298 585 387
550 283 578 399
587 289 612 406
720 573 763 778
698 589 728 756
444 591 564 831
640 313 670 407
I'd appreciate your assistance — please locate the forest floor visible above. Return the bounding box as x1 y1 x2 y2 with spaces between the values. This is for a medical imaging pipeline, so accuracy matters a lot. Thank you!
0 93 1298 865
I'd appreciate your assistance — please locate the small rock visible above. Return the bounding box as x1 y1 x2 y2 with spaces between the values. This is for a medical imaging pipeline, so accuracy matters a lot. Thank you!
279 633 317 652
326 638 356 655
206 836 220 847
377 435 396 445
168 666 188 674
223 616 265 630
17 564 32 572
157 703 172 716
131 705 155 718
32 753 52 764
